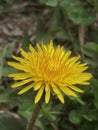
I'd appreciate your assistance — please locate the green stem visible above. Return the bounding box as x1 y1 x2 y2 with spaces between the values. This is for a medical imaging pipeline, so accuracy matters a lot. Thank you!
93 0 98 12
0 45 7 82
26 98 44 130
78 25 85 61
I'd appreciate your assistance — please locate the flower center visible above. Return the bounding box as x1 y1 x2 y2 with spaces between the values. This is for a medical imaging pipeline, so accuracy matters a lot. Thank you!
48 64 57 71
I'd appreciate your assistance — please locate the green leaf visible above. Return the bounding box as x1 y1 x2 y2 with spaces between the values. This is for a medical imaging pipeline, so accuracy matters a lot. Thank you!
78 121 98 130
91 78 98 109
54 29 69 40
41 103 56 122
18 100 34 118
38 0 47 4
69 110 81 124
50 7 61 29
35 119 44 130
0 89 10 102
0 42 16 77
22 32 31 51
2 65 17 76
36 20 46 42
84 42 98 52
82 109 97 121
2 42 15 58
46 0 58 7
89 29 98 43
60 0 95 25
75 97 85 105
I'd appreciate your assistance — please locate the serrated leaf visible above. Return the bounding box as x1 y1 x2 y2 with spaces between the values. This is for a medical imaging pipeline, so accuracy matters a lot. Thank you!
38 0 46 4
60 0 95 25
46 0 58 7
82 109 98 122
84 42 98 52
69 110 81 124
18 101 34 118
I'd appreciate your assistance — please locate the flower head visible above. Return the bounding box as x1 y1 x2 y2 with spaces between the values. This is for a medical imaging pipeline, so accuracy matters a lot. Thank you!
8 40 92 104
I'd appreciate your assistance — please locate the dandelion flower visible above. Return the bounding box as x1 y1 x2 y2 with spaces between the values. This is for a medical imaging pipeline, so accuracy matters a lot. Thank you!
8 40 92 104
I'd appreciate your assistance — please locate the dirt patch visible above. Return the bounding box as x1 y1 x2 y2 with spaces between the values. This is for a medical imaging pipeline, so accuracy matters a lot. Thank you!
0 11 37 46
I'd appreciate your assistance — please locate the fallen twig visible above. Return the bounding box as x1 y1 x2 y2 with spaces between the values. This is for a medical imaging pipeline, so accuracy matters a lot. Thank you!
0 2 50 15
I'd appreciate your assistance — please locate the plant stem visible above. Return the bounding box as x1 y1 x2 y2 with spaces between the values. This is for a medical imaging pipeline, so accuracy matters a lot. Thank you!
78 25 85 61
26 98 44 130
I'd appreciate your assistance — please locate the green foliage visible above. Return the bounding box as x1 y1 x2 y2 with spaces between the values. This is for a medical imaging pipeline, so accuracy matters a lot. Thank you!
69 109 82 124
60 0 95 25
45 0 58 7
38 0 58 6
18 101 34 118
22 33 31 51
0 43 16 78
92 78 98 109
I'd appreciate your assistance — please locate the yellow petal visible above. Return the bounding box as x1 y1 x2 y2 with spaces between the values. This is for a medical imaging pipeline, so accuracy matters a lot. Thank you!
45 84 50 103
48 40 53 50
59 49 65 61
34 82 43 90
18 83 34 94
45 83 50 92
66 56 80 66
12 56 25 63
60 85 77 97
71 73 92 84
79 82 90 85
57 94 64 103
20 48 28 58
8 73 31 80
11 78 33 88
37 44 42 54
42 43 47 52
48 40 54 57
73 64 88 73
34 85 44 103
45 90 50 104
8 62 29 72
29 44 37 55
68 85 84 93
62 51 71 62
51 83 64 103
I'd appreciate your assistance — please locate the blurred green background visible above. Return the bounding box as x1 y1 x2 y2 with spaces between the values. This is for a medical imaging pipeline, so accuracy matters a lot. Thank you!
0 0 98 130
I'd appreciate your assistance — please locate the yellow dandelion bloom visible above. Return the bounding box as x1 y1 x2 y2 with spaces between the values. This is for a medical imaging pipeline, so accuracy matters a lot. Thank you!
8 40 92 104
